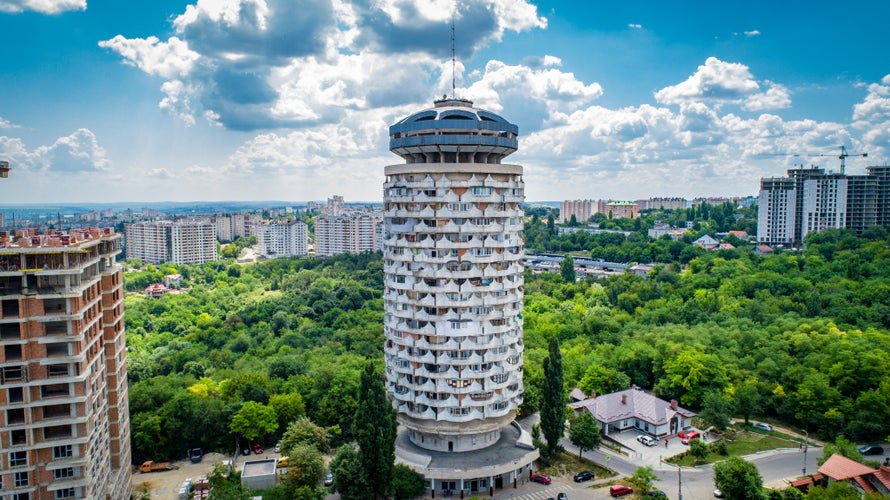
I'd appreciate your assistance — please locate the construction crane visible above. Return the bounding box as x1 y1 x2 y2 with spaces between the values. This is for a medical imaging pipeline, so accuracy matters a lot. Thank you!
816 146 867 175
759 146 867 175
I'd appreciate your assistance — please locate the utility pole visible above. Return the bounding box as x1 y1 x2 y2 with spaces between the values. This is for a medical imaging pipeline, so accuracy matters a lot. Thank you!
661 456 683 500
802 429 809 476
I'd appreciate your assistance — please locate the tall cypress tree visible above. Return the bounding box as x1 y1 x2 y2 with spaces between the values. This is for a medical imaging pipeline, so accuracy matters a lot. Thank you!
353 362 396 499
541 338 565 456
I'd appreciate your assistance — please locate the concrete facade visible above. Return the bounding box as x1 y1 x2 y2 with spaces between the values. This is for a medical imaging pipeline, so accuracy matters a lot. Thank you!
383 98 535 496
0 227 131 499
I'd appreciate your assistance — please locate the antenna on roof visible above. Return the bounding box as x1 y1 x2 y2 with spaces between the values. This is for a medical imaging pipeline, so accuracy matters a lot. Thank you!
451 18 456 98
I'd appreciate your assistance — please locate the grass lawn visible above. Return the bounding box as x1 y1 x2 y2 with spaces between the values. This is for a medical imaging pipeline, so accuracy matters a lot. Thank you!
669 430 797 466
537 450 617 481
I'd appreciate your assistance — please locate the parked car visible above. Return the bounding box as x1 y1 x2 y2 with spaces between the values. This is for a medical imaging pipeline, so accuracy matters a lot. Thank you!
644 491 667 498
637 435 656 446
557 493 568 500
324 471 334 486
681 431 700 444
274 442 281 453
531 473 552 485
752 422 772 432
276 456 289 468
188 448 203 463
252 442 264 454
858 444 885 456
714 489 724 498
609 484 633 497
573 470 595 482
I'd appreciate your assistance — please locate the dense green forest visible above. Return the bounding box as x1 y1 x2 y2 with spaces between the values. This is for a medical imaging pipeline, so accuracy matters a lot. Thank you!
124 210 890 465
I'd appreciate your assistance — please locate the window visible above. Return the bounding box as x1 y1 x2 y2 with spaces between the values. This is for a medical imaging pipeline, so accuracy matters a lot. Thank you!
53 467 74 480
12 493 29 500
8 387 23 403
470 186 493 195
14 471 29 487
53 445 73 459
47 364 69 377
10 429 26 445
7 408 25 425
9 451 27 467
55 489 76 499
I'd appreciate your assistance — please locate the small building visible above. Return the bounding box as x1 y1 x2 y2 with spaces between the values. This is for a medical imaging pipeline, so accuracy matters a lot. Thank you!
629 264 654 278
817 453 890 495
569 386 695 438
693 234 719 250
145 283 170 298
754 244 774 256
241 459 278 491
165 273 183 287
727 230 750 241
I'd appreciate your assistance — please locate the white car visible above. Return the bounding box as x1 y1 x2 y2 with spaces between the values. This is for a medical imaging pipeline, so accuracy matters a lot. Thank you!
752 422 772 432
274 442 281 453
637 435 656 446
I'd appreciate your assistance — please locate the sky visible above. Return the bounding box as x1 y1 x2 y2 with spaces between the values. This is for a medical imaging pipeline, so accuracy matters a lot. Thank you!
1 0 889 204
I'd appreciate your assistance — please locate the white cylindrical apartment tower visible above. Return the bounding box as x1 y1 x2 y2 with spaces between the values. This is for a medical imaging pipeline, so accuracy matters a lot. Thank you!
383 98 525 453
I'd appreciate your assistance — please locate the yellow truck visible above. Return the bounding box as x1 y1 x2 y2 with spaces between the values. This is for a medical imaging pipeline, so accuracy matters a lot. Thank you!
139 460 178 473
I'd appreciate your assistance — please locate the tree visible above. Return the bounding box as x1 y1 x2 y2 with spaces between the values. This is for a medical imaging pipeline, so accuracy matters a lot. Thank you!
280 416 330 455
690 438 709 461
561 255 577 282
713 457 763 500
282 443 325 496
818 435 865 465
207 463 250 499
353 362 396 499
628 465 659 494
269 392 306 433
568 411 601 458
330 444 370 500
699 390 732 431
732 379 762 425
228 401 277 443
541 339 565 456
391 464 426 500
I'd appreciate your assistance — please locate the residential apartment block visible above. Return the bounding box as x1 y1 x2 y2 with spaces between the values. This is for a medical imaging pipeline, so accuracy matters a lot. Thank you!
314 212 381 257
260 220 308 258
0 228 131 499
758 166 890 247
125 220 218 265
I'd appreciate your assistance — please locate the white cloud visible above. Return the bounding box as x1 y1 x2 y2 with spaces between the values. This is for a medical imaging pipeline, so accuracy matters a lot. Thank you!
101 0 545 131
0 129 108 174
744 30 761 37
0 0 84 14
628 23 642 29
0 116 19 129
655 57 791 111
99 36 200 79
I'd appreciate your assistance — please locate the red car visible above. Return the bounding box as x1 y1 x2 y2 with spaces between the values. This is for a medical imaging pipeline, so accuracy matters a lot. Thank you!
610 484 633 497
531 473 552 485
252 442 264 454
681 431 700 444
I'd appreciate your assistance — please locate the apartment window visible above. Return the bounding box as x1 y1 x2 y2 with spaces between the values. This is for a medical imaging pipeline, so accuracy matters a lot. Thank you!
9 451 27 467
53 467 74 480
47 364 69 377
53 445 73 459
10 429 26 445
8 386 23 402
14 471 29 487
2 365 25 382
41 383 70 398
12 493 29 500
55 490 76 500
44 424 72 440
7 408 25 425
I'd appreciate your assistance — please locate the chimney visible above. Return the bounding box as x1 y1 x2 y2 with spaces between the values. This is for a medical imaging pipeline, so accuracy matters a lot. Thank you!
670 399 678 410
589 391 596 399
621 394 627 404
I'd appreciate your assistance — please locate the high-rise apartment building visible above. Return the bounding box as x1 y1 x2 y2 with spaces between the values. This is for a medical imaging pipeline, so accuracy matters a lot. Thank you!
383 98 537 496
314 212 381 257
758 165 890 247
260 220 308 258
0 227 131 499
559 200 595 223
125 220 218 265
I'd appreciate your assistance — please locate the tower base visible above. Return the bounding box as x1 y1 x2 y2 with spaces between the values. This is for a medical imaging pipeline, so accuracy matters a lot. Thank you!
395 421 539 497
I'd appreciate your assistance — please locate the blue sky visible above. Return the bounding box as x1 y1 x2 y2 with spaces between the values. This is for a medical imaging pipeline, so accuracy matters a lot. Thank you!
1 0 888 204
